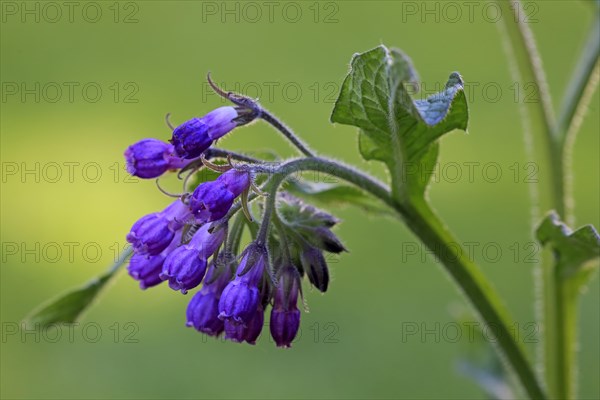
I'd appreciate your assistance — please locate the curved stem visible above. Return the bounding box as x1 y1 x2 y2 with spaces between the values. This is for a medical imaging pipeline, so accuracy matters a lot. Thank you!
260 109 316 157
557 16 600 146
253 156 545 399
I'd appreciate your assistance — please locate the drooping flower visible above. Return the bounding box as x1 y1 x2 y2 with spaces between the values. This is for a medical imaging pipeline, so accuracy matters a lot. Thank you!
224 305 264 344
189 169 252 223
126 200 191 255
171 107 240 159
124 139 188 179
218 244 267 325
160 224 226 294
299 245 329 292
186 264 232 336
128 231 183 289
270 265 301 348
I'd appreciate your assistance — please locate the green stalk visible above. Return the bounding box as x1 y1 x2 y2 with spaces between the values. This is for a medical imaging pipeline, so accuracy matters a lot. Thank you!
495 2 600 398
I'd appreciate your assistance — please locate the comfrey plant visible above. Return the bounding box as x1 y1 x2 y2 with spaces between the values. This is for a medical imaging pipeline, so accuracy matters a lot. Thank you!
25 5 599 397
121 92 346 346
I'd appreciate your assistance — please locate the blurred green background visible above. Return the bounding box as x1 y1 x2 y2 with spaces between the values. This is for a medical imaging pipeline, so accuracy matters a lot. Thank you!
1 1 598 399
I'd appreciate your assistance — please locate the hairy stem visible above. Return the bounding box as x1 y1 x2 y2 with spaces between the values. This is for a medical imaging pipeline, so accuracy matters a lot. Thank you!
260 109 316 157
557 16 600 146
497 3 600 399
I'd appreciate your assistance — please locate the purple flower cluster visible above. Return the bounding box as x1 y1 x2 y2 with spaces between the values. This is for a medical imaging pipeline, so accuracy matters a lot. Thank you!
123 104 342 348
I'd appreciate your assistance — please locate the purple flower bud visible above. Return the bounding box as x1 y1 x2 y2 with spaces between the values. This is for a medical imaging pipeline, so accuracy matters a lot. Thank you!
306 227 347 254
171 107 239 159
186 266 232 336
188 169 253 223
218 280 260 324
270 266 301 348
224 305 264 344
126 213 174 255
300 246 329 292
126 200 190 255
189 181 235 223
128 231 182 289
218 245 267 324
128 252 166 289
270 308 300 348
124 139 188 179
160 247 207 294
160 225 226 294
218 169 252 197
187 289 223 336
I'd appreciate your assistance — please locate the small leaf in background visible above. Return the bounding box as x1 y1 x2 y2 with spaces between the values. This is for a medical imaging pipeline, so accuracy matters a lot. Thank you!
23 247 132 329
536 212 600 284
286 179 394 217
331 45 469 202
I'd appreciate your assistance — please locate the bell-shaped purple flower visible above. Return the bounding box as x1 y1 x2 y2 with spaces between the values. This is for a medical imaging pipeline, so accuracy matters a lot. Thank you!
224 305 264 344
160 224 226 294
128 231 183 289
126 200 191 255
188 169 252 223
126 213 173 255
218 244 267 325
270 266 301 348
186 265 232 336
189 180 235 223
171 107 239 159
128 252 166 289
220 170 252 197
124 139 188 179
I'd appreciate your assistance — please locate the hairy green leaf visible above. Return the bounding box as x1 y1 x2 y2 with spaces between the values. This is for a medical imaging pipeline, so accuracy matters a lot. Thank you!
331 45 469 201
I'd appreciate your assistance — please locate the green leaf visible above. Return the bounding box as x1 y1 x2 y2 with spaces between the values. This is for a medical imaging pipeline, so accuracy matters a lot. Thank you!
286 179 394 217
331 45 469 202
536 212 600 284
23 247 132 328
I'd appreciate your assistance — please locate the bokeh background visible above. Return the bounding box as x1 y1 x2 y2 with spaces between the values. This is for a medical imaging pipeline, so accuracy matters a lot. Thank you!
1 1 598 399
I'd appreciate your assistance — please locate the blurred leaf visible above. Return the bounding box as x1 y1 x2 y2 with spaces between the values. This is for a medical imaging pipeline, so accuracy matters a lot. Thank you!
457 361 515 400
331 45 468 202
453 309 515 400
286 179 394 217
23 247 132 328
